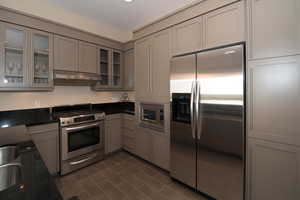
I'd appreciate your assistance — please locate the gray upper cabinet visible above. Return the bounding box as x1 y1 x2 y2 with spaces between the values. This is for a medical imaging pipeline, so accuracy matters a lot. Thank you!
0 23 28 89
93 48 123 90
54 35 78 72
112 50 122 88
78 41 98 74
123 49 134 90
170 1 244 56
135 37 151 101
30 30 53 88
204 1 245 49
172 16 203 56
97 47 111 87
0 22 53 90
135 29 171 103
249 0 300 59
151 29 171 103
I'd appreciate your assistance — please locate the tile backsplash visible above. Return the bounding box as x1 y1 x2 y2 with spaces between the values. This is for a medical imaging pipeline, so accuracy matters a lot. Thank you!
0 86 135 111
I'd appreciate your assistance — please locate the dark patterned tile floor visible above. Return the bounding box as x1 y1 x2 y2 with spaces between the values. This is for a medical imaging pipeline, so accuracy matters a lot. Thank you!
55 151 208 200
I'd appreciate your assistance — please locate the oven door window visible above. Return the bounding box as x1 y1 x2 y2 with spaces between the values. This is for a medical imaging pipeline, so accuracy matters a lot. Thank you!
68 127 100 152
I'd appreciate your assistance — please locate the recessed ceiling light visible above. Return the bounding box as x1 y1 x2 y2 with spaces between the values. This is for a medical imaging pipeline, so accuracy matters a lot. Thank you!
124 0 134 2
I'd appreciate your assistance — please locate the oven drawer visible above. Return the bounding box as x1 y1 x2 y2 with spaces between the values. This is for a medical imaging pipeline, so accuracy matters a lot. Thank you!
61 150 104 175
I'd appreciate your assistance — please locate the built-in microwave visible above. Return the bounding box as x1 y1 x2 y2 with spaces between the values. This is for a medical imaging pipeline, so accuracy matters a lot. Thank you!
140 103 164 132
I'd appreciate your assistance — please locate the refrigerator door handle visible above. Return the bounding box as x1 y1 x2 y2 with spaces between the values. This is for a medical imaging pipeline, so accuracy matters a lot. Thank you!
196 80 202 140
190 81 196 139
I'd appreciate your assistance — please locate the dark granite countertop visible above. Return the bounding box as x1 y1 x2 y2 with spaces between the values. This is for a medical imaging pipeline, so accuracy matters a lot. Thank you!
92 102 135 115
0 108 59 128
0 102 135 128
0 140 63 200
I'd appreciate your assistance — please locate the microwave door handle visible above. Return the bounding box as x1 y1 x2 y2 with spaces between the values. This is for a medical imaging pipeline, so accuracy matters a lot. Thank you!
65 123 100 132
190 81 196 139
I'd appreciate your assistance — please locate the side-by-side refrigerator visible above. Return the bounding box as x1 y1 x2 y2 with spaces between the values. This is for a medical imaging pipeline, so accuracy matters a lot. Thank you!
170 44 245 200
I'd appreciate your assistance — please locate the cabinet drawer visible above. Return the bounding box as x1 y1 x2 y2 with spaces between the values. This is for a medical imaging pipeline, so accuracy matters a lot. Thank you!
123 136 136 153
123 119 135 130
106 114 122 120
123 127 136 138
123 114 135 121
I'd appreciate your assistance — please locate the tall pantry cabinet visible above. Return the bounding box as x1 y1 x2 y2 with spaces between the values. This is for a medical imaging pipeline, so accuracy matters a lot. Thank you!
246 0 300 199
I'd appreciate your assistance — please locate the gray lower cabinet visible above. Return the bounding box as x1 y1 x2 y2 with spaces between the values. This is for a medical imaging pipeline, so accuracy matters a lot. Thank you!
122 114 137 154
136 126 153 161
135 126 170 171
247 138 300 200
28 123 59 175
152 133 170 170
105 114 122 154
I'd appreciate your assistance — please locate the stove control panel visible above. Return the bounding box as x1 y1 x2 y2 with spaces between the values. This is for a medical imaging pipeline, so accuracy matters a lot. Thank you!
60 112 105 126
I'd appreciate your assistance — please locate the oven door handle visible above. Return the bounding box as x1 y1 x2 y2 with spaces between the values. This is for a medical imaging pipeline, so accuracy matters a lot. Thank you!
64 122 101 133
69 153 98 166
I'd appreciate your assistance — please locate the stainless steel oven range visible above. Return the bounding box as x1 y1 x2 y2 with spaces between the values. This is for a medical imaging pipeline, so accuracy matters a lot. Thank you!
59 112 105 175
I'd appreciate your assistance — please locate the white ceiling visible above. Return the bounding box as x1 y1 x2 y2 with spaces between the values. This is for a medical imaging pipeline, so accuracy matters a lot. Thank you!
49 0 199 31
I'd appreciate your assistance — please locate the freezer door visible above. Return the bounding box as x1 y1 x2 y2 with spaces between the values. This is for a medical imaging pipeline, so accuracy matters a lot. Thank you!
170 54 197 188
196 44 245 200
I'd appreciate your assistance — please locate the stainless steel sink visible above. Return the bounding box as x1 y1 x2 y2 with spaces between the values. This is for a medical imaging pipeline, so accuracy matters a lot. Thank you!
0 162 22 191
0 146 22 192
0 146 18 166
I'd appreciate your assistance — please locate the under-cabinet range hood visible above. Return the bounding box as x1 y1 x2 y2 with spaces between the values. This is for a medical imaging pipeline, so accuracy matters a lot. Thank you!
54 70 100 86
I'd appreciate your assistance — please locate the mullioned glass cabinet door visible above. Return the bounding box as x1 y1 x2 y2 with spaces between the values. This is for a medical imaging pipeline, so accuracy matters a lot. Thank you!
112 50 122 88
31 30 53 88
0 23 28 88
98 48 111 87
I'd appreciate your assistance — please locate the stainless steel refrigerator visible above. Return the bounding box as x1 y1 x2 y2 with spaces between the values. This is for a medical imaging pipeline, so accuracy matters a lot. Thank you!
170 44 245 200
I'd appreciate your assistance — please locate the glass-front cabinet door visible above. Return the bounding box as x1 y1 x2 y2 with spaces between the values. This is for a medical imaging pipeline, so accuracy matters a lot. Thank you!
98 48 110 87
31 31 53 88
112 50 122 88
0 23 28 88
